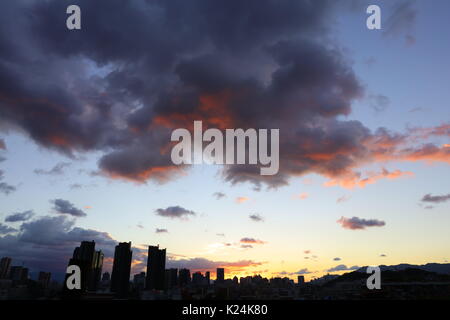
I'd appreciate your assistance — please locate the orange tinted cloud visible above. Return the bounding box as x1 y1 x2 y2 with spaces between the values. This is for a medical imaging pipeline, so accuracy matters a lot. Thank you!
235 196 250 204
102 165 185 184
152 91 235 130
240 237 266 244
324 168 413 189
294 192 309 200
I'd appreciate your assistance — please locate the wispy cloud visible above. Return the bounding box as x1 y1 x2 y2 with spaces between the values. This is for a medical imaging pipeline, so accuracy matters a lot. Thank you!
236 196 250 204
213 192 226 199
337 216 385 230
327 264 360 272
51 199 87 217
240 237 266 245
421 193 450 204
34 162 71 175
5 210 35 222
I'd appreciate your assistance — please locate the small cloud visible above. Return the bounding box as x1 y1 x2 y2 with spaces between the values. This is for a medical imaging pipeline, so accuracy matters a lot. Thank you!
216 233 225 237
249 214 264 222
409 107 424 113
236 196 250 204
156 228 168 233
51 199 87 217
240 244 253 249
333 257 341 261
293 268 312 275
70 183 83 189
424 205 434 210
5 210 35 222
337 195 350 203
295 192 309 200
155 206 196 220
0 139 5 150
136 224 144 229
240 237 266 245
337 216 385 230
213 192 226 199
364 57 377 67
421 193 450 204
304 250 311 254
34 162 71 175
277 268 312 276
327 264 360 272
368 94 390 113
0 172 16 195
380 254 387 257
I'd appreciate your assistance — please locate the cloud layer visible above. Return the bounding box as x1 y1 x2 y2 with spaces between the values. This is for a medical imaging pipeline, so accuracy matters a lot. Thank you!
0 1 446 190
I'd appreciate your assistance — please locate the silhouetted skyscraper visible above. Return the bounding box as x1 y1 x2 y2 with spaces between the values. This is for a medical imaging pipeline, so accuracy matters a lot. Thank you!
216 268 225 283
0 257 11 279
133 271 146 291
179 268 191 286
164 268 178 290
64 241 95 297
298 275 305 284
102 272 110 281
205 271 210 285
38 272 51 288
111 242 132 297
89 250 104 291
146 245 166 290
9 266 28 283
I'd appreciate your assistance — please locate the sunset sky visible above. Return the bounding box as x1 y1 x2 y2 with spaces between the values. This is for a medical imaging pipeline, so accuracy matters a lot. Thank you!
0 0 449 282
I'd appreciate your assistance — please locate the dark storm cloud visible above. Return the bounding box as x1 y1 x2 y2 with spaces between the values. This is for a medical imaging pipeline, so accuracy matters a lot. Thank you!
0 223 17 235
34 162 71 175
0 215 117 275
52 199 87 217
4 210 35 222
337 216 386 230
327 264 360 272
0 0 445 190
421 193 450 204
155 206 196 219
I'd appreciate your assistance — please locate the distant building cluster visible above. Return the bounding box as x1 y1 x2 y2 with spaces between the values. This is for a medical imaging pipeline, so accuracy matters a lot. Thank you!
0 257 59 299
2 241 450 300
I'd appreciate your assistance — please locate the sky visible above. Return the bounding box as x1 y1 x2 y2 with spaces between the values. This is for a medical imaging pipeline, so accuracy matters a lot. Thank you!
0 0 449 282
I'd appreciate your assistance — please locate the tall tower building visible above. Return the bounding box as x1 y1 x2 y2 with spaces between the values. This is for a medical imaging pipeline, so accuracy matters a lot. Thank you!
145 245 166 290
111 242 132 297
0 257 12 279
89 250 104 291
216 268 225 283
178 268 191 286
68 241 96 292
